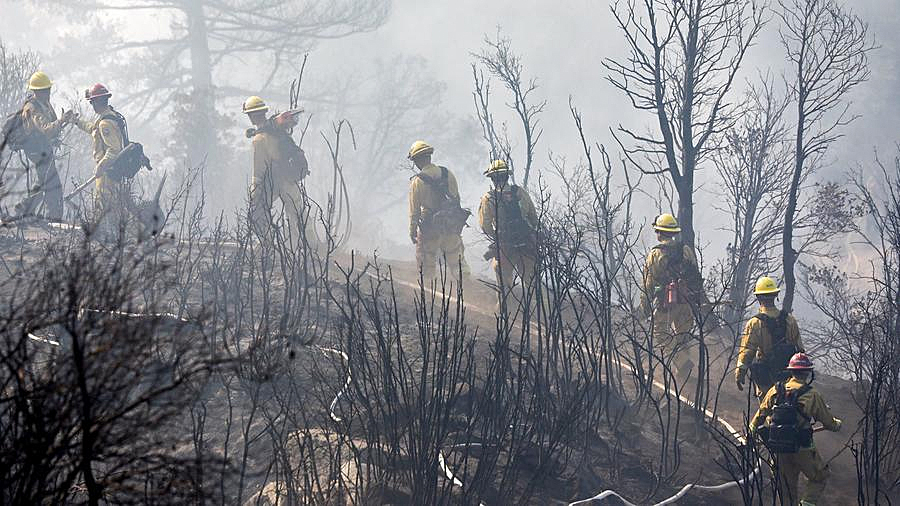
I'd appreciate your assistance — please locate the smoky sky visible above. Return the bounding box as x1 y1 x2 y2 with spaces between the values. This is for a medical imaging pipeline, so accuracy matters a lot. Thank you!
2 0 898 273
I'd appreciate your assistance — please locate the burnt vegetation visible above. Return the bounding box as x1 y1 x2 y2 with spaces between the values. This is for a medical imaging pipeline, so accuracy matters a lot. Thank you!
1 1 899 505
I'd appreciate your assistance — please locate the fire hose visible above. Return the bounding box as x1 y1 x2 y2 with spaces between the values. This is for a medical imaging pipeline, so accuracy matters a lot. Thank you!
27 310 350 424
24 286 759 505
380 276 761 506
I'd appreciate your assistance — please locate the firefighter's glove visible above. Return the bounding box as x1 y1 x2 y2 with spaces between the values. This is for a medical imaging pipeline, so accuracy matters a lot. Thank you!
410 232 417 245
735 367 747 392
833 418 843 432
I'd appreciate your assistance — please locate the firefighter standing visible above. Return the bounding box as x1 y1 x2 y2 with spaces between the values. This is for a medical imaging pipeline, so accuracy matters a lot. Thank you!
243 96 311 244
749 353 842 506
478 159 538 298
735 276 804 397
407 141 468 282
15 71 75 220
74 83 128 232
640 213 702 382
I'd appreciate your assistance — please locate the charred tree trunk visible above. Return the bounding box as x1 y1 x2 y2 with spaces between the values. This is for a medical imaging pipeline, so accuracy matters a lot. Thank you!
725 207 757 326
782 103 805 314
678 10 699 248
183 1 217 167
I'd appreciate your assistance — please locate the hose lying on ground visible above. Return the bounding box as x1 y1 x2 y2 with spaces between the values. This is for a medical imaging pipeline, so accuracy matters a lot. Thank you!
383 276 759 506
28 309 351 424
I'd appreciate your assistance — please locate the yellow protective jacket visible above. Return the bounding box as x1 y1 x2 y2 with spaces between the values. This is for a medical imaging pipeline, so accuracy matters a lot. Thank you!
750 378 840 438
76 107 125 176
641 238 699 310
478 185 538 240
250 126 307 189
409 163 460 238
736 307 803 376
21 97 64 148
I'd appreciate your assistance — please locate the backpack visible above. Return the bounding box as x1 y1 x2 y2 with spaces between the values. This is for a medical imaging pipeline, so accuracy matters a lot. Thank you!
97 108 152 181
248 120 309 179
275 129 308 179
652 242 701 307
415 166 470 234
749 312 799 388
2 104 29 152
761 382 813 453
491 185 534 249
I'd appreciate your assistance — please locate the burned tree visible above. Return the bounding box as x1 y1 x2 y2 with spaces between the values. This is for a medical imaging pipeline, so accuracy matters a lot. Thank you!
715 78 793 327
472 31 546 189
801 154 900 502
0 39 38 119
0 234 220 505
37 0 389 165
604 0 764 247
779 0 871 312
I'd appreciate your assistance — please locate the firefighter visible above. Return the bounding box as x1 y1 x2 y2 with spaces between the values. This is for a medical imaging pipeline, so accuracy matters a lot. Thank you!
735 276 804 397
15 71 75 220
640 213 702 383
74 83 128 233
243 96 311 244
407 141 469 283
478 159 538 299
749 353 842 506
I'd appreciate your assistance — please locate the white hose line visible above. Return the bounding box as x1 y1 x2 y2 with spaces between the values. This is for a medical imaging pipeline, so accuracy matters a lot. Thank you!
81 307 190 322
382 275 758 506
317 346 350 423
438 443 488 506
32 307 349 425
28 333 60 347
80 309 351 424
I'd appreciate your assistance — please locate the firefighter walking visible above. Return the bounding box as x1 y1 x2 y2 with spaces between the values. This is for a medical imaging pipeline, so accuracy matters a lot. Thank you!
73 83 128 234
14 71 75 221
478 159 538 301
243 96 312 244
407 141 469 283
750 353 842 506
641 213 702 383
735 276 804 398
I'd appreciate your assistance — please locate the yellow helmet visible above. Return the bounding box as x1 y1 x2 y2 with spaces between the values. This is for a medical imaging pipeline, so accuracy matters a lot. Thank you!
653 213 681 233
484 159 511 176
28 71 53 90
242 96 268 114
754 276 780 295
408 140 434 160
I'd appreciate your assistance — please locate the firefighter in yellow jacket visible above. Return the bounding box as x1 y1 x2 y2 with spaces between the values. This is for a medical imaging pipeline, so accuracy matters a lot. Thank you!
641 213 701 382
735 276 804 397
408 141 468 282
243 96 310 243
749 353 842 506
16 71 75 220
74 83 127 231
478 160 538 297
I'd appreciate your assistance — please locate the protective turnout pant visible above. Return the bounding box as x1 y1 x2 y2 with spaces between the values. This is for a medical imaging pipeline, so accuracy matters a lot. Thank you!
652 303 695 383
416 227 467 286
775 447 829 505
493 246 537 304
18 154 63 220
250 178 315 248
93 176 129 239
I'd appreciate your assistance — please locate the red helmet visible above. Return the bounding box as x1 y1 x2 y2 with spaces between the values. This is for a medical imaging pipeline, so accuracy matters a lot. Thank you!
85 83 112 101
786 352 814 370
